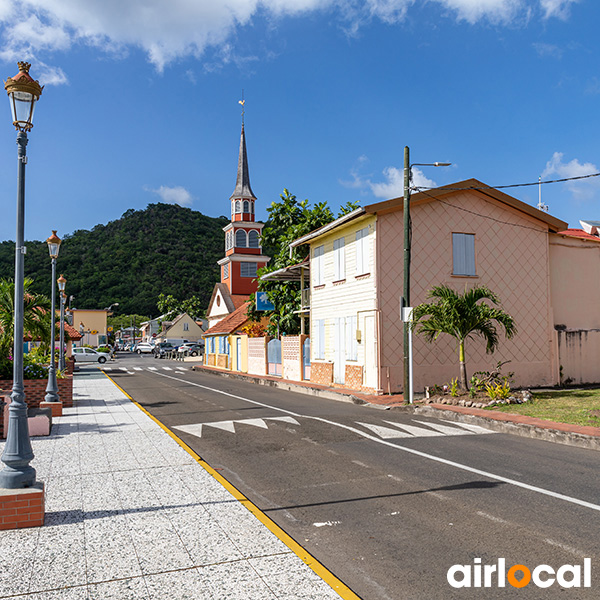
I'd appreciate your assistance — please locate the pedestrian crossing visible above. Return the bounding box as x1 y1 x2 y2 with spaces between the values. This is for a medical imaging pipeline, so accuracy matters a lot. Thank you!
173 416 495 439
100 366 189 374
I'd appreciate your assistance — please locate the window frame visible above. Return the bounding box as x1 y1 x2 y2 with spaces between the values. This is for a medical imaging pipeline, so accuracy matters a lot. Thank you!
333 237 345 281
313 245 324 286
452 232 477 277
240 262 258 278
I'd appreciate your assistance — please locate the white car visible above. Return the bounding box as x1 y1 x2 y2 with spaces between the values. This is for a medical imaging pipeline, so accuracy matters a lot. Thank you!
72 347 110 364
135 342 154 354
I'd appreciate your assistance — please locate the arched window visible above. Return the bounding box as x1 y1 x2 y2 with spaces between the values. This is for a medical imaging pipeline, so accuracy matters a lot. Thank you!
235 229 247 247
248 230 259 248
243 201 249 213
235 200 241 213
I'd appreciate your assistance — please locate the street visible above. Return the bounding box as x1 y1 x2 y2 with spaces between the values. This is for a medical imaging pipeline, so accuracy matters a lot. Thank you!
98 354 600 599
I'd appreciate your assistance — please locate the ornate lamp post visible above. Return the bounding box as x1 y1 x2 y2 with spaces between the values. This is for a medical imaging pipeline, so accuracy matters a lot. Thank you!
57 275 66 371
44 231 61 403
0 62 43 489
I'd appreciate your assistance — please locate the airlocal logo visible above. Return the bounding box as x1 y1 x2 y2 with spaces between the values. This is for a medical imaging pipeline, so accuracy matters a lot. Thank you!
447 558 591 589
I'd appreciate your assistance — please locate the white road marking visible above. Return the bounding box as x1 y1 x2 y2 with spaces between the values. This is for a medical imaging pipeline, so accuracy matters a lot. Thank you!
151 371 600 514
476 511 509 524
133 367 143 371
441 420 496 434
103 367 112 371
176 367 187 371
174 422 203 437
313 521 341 527
357 422 412 439
382 420 443 437
413 419 484 436
544 538 588 558
162 367 173 371
147 367 157 371
174 416 295 438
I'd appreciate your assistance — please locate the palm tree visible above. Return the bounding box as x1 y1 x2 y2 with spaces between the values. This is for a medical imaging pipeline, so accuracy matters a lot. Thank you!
412 284 516 390
0 278 51 354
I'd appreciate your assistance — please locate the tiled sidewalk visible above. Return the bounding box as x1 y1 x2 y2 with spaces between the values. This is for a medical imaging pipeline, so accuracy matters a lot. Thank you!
0 374 344 599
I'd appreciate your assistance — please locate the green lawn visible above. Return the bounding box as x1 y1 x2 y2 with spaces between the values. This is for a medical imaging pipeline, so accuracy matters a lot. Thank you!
488 389 600 428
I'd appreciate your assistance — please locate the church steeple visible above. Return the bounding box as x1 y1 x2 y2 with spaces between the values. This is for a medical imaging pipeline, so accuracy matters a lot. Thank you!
230 124 256 203
219 116 270 296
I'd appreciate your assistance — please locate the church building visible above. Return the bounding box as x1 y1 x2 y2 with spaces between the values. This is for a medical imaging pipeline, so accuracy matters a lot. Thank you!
204 122 270 364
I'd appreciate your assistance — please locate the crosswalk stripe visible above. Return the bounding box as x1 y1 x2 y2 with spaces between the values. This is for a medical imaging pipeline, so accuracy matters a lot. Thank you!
357 422 413 439
441 420 496 434
133 367 142 371
103 367 112 371
147 367 157 371
162 367 173 371
382 420 444 437
412 420 476 436
176 367 187 371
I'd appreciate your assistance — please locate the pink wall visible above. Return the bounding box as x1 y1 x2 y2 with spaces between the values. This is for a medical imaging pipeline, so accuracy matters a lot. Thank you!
377 190 556 392
550 233 600 384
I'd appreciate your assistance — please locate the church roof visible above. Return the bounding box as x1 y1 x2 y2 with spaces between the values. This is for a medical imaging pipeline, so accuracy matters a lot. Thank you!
229 125 256 201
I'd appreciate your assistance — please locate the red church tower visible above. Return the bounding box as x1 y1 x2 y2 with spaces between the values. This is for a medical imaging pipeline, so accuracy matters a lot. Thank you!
217 124 270 296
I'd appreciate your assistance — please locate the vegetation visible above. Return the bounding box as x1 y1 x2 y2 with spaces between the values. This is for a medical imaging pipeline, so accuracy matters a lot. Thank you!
156 293 205 321
0 203 229 317
0 278 51 354
413 285 516 390
248 189 359 335
489 389 600 428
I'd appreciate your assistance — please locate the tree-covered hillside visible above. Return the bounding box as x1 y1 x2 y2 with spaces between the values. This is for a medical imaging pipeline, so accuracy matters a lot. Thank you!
0 203 228 317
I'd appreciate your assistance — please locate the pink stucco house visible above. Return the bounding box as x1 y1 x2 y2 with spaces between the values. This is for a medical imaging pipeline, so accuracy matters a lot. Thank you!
295 179 599 394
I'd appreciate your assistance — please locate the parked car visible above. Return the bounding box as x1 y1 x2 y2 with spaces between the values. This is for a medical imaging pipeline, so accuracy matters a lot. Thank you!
72 347 111 364
153 342 174 358
135 342 154 354
177 343 202 357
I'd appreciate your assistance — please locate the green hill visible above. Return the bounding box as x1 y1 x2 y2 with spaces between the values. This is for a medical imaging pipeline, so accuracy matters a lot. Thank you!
0 203 229 317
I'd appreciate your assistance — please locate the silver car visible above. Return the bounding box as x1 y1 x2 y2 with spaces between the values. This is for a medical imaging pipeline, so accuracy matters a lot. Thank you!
72 347 110 364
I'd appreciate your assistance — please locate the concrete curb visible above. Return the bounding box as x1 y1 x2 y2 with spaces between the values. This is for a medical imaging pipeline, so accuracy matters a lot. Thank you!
413 405 600 452
191 364 369 405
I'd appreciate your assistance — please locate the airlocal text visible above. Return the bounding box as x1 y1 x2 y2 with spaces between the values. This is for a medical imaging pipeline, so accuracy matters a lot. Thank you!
447 558 591 589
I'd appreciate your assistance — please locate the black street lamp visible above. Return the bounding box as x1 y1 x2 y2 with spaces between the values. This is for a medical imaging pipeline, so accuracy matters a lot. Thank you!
0 62 43 489
57 275 66 371
44 231 61 403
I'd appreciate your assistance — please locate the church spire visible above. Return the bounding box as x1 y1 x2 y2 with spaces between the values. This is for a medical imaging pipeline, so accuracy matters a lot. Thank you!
230 124 256 201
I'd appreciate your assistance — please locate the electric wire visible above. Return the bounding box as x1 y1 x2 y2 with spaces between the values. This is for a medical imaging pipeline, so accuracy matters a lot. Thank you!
412 171 600 193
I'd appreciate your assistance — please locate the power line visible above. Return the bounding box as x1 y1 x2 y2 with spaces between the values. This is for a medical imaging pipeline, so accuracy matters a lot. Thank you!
412 171 600 193
414 187 559 235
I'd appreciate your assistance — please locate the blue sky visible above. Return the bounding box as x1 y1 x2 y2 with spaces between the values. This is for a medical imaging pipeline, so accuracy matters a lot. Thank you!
0 0 597 243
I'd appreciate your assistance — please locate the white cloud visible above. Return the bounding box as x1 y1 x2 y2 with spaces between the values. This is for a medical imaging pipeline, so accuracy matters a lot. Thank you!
0 0 578 74
147 185 194 207
540 0 579 20
533 42 563 58
341 157 439 199
370 166 438 198
542 152 600 200
433 0 525 25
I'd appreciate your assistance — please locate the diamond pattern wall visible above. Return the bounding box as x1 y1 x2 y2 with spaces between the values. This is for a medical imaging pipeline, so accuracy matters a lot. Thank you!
377 190 554 391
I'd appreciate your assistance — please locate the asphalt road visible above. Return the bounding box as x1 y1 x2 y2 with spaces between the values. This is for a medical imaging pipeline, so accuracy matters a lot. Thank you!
93 353 600 599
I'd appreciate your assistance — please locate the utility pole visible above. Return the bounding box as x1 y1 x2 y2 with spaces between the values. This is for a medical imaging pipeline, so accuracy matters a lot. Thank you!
403 146 411 402
402 147 451 402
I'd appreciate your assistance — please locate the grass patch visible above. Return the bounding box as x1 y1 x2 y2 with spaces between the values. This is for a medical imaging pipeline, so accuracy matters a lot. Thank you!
488 389 600 428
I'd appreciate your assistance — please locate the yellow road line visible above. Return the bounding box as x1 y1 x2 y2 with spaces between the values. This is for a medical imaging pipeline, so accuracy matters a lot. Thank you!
100 369 362 599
